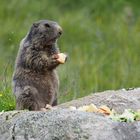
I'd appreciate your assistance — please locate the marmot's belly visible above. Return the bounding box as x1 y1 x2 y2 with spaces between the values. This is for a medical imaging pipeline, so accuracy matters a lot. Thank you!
31 73 59 105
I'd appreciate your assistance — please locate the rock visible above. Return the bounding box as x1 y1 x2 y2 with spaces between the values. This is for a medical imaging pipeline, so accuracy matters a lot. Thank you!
59 88 140 113
0 88 140 140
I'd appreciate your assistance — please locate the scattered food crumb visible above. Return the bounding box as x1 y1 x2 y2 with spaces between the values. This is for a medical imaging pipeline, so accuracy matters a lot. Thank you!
69 104 140 122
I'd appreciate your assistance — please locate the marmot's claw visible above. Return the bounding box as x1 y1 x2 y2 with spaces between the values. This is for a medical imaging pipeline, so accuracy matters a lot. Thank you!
45 104 53 109
40 108 48 111
40 104 52 111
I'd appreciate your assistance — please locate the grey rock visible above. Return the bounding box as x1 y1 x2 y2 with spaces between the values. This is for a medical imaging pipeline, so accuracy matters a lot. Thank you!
0 88 140 140
59 88 140 113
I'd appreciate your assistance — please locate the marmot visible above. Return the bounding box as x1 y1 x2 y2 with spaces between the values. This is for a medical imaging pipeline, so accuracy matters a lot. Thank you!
12 20 67 111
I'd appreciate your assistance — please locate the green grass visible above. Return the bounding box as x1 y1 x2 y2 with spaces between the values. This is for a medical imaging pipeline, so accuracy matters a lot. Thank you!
0 0 140 111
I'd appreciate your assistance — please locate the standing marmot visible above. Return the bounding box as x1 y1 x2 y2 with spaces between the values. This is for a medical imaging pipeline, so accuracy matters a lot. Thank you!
12 20 67 111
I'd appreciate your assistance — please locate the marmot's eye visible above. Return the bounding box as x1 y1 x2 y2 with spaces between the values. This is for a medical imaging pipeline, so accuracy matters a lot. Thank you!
44 23 51 28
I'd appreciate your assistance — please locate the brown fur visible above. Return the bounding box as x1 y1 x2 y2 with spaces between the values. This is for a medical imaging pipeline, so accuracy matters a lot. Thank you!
12 20 63 110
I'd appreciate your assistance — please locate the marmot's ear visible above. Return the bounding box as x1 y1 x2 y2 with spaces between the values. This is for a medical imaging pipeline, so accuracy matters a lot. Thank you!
32 23 39 28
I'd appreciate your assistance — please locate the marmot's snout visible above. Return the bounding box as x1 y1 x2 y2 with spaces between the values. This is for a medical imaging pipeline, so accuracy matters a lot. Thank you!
55 24 63 37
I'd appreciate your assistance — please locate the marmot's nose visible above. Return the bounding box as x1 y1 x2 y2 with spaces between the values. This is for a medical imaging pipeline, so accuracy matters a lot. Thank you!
55 25 63 36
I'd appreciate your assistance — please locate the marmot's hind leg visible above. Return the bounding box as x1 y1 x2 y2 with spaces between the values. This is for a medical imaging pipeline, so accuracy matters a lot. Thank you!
16 86 40 111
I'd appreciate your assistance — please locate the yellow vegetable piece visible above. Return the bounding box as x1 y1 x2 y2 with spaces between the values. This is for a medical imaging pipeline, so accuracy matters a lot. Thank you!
57 53 67 64
86 104 98 113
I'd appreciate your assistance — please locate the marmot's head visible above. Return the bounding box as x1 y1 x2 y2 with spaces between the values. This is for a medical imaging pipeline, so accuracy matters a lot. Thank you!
26 20 62 46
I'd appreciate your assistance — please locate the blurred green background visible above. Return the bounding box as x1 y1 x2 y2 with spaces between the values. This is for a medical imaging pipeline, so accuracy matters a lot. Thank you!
0 0 140 111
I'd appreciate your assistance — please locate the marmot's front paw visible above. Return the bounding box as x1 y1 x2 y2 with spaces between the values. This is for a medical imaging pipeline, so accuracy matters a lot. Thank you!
56 53 67 64
50 54 60 64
